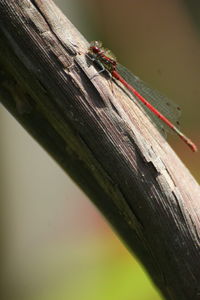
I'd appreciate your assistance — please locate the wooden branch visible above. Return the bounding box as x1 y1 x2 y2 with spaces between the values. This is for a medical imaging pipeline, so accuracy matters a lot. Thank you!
0 1 200 299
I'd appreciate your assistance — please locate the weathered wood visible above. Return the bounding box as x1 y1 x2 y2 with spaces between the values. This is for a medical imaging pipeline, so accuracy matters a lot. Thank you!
0 1 200 299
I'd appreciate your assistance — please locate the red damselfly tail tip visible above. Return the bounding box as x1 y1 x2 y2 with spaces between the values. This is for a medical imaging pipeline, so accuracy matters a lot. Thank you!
175 128 197 152
188 141 198 153
182 136 198 152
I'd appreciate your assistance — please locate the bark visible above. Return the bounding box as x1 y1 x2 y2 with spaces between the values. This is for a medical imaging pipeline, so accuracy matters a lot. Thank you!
0 1 200 299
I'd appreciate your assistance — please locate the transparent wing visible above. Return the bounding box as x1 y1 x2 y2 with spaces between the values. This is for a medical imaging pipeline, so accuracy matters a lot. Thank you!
116 64 181 136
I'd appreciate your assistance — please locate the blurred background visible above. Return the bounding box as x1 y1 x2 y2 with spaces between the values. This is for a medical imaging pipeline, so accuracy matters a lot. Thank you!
1 0 200 299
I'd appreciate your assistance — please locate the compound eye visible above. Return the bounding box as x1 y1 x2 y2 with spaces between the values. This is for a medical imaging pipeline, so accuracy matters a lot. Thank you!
92 46 99 53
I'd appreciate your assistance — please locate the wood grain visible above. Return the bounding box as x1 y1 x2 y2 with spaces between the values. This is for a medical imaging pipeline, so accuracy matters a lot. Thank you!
0 1 200 299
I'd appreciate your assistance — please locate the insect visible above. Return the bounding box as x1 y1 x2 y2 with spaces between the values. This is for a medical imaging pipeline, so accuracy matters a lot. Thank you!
88 41 197 152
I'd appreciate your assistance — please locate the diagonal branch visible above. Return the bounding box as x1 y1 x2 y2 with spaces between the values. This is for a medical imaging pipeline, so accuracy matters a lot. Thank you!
0 1 200 299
